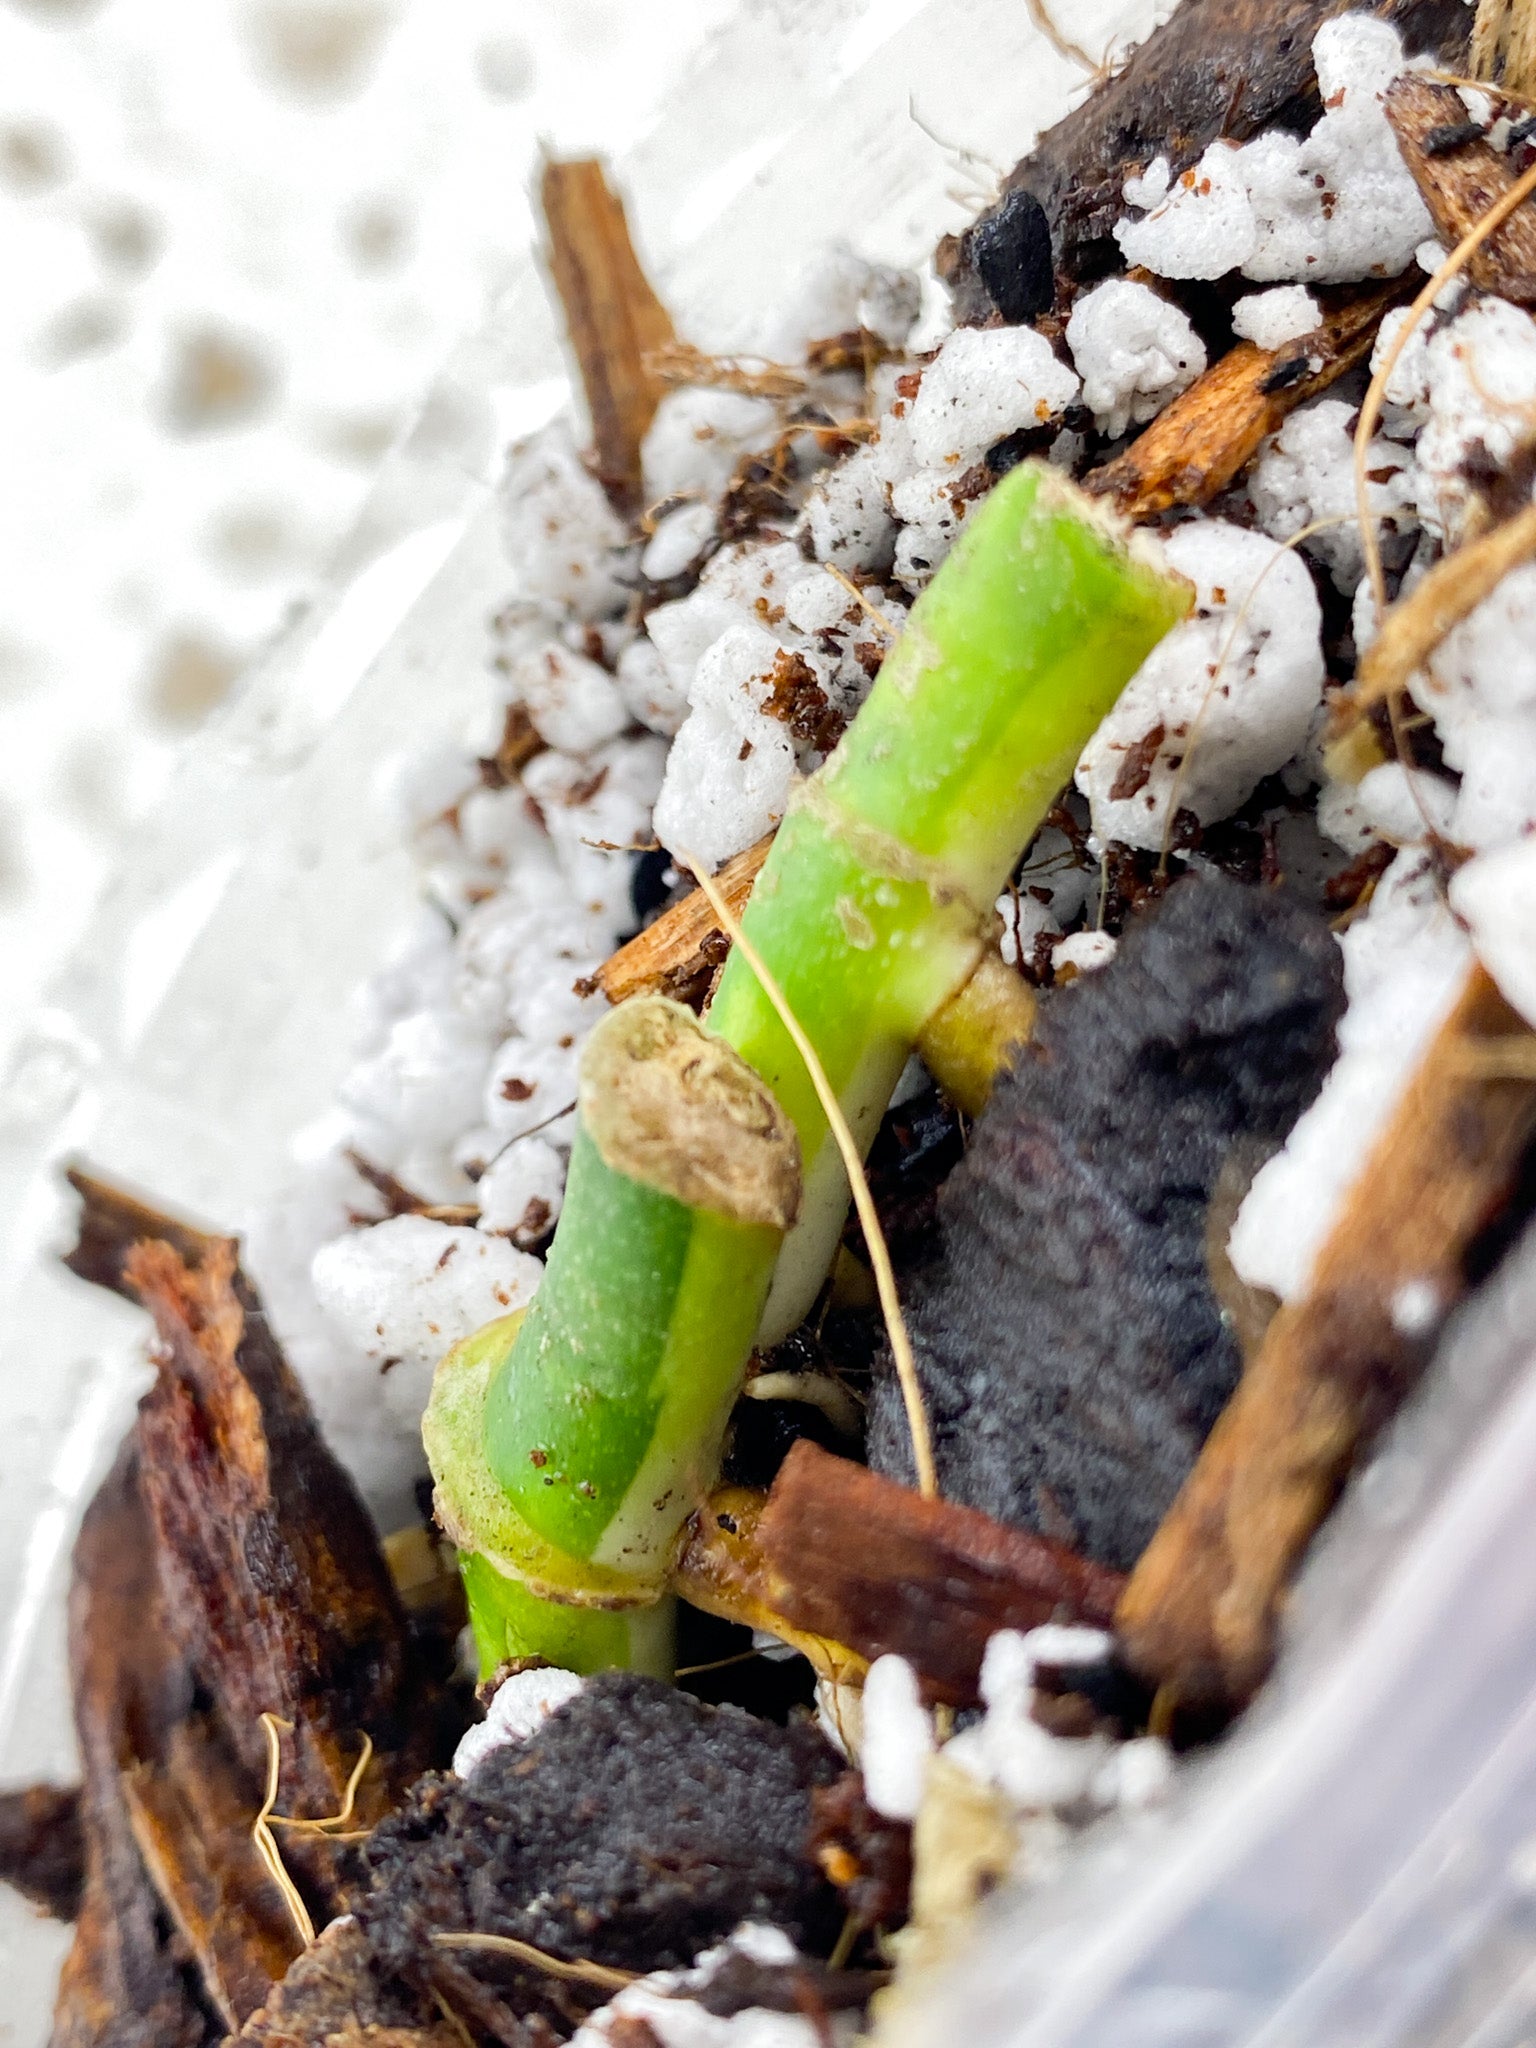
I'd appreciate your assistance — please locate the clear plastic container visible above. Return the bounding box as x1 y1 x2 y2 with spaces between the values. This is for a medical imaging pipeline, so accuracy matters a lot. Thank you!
5 2 1530 2041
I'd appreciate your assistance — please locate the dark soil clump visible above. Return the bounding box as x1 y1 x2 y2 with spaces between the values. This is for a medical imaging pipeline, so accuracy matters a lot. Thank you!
868 872 1345 1569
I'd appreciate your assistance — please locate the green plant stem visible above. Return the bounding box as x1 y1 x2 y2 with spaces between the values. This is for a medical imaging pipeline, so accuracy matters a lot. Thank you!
427 462 1191 1675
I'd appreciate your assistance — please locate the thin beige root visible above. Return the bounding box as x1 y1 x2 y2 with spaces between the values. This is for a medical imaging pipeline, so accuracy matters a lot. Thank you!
1025 0 1105 76
432 1930 638 1993
1472 0 1536 97
267 1730 375 1840
430 1987 477 2048
1353 500 1536 711
253 1713 316 1948
644 338 805 400
680 853 939 1501
1448 1034 1536 1079
823 563 900 640
1354 151 1536 620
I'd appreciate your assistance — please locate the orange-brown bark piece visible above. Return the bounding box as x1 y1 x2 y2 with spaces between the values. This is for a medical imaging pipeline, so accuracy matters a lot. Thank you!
121 1723 306 2030
756 1442 1125 1705
541 157 675 512
1386 74 1536 303
674 1486 869 1688
1085 281 1409 519
1118 965 1536 1715
50 1188 459 2039
591 832 775 1008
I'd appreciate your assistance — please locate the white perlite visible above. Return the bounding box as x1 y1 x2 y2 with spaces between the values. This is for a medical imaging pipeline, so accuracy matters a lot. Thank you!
1076 520 1325 850
1250 396 1418 590
908 325 1079 471
1066 279 1207 439
475 1134 567 1243
946 1629 1125 1813
859 1655 936 1821
642 500 719 583
648 546 901 869
1408 557 1536 850
641 386 781 508
1054 930 1118 977
1450 837 1536 1031
942 1627 1174 1825
652 621 799 871
1231 286 1322 351
310 1214 542 1434
510 638 630 756
453 1667 585 1779
759 238 922 357
501 421 630 620
1374 295 1536 542
573 1925 847 2047
1115 17 1431 285
1229 852 1472 1300
802 441 896 574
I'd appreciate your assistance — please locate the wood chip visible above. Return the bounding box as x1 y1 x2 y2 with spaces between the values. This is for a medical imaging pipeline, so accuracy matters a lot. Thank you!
1086 281 1411 520
1470 0 1536 104
673 1484 869 1688
1387 74 1536 302
590 832 774 1007
1117 964 1536 1716
53 1444 229 2048
755 1441 1125 1705
540 157 675 513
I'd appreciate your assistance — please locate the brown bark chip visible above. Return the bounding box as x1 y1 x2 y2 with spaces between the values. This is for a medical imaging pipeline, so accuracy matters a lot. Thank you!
1386 74 1536 303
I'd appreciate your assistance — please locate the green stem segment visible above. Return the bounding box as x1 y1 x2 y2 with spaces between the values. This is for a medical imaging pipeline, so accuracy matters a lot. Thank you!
426 463 1191 1676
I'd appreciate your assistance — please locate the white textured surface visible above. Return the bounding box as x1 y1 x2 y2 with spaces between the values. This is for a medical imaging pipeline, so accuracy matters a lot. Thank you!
1075 519 1325 850
0 0 733 1083
453 1664 585 1778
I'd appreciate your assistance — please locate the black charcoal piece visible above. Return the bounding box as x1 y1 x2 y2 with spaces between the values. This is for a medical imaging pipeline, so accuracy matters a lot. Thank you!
968 187 1055 323
867 873 1344 1571
938 0 1471 316
358 1672 843 2028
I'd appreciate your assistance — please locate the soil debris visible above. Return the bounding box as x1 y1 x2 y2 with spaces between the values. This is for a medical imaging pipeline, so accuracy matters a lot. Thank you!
353 1672 845 2036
